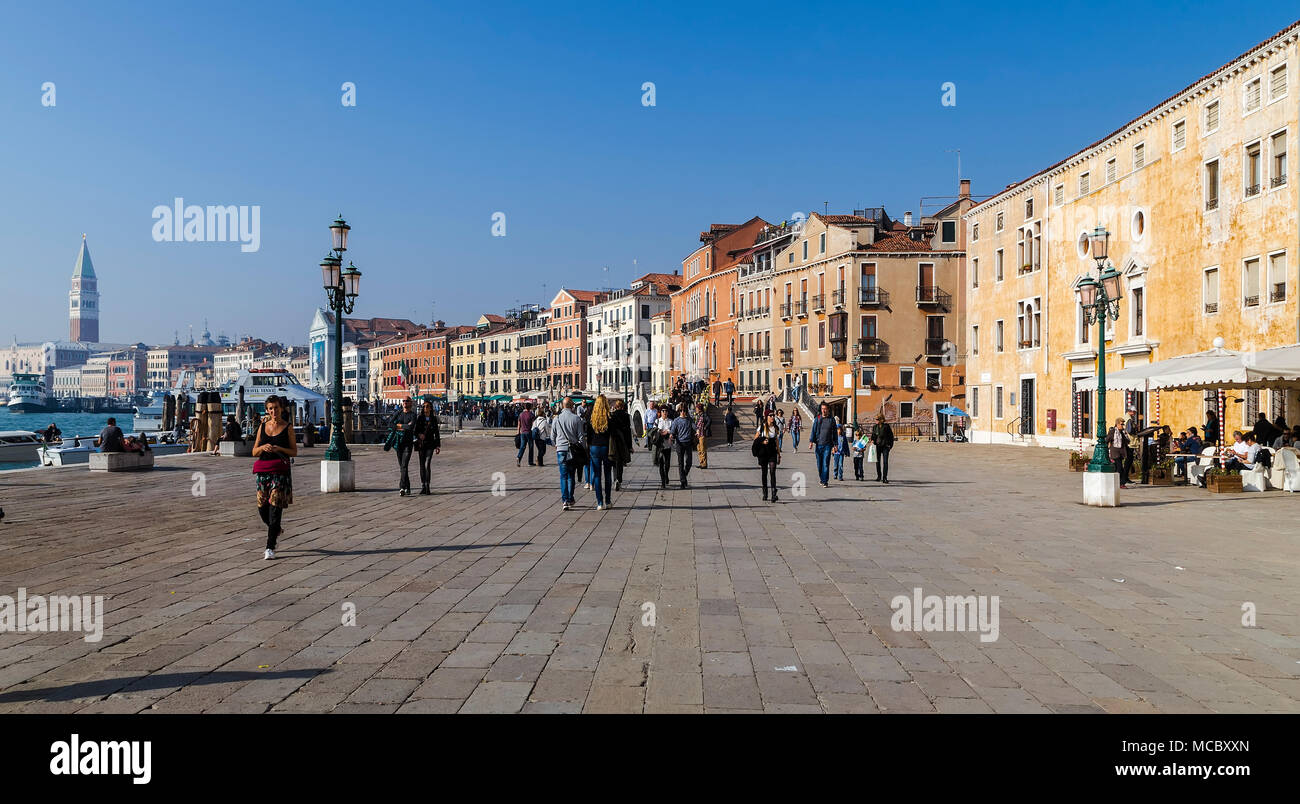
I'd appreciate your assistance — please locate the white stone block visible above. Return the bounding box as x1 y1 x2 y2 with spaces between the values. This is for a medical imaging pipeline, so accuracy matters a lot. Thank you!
320 459 355 493
1083 470 1120 507
88 451 156 472
219 440 254 457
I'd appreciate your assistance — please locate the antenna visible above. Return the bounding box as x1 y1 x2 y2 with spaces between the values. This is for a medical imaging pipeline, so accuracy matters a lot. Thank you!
945 148 961 188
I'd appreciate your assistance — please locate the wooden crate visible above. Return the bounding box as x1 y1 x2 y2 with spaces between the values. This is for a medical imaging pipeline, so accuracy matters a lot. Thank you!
1207 473 1243 493
1149 464 1175 486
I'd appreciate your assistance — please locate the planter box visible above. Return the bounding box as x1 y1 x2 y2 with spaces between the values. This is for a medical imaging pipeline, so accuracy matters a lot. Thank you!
1150 465 1175 486
1207 473 1243 493
1068 453 1089 472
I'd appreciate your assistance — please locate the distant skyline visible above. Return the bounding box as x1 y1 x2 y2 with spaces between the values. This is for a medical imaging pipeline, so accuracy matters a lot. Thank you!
3 2 1296 347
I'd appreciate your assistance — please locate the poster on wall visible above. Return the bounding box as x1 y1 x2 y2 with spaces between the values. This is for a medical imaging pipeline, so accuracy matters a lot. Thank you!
312 340 325 385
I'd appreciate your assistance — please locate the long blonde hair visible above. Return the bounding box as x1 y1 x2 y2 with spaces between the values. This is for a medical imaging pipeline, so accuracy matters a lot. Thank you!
590 395 610 433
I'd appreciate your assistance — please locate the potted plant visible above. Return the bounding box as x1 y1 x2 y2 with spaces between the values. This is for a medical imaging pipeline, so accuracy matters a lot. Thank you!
1069 450 1089 472
1150 457 1176 486
1206 466 1243 493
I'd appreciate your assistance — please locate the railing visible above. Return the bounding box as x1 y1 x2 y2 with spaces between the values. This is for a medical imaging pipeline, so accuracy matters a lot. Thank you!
780 302 794 319
811 294 825 312
916 285 952 308
854 338 887 360
831 288 846 307
795 299 809 317
1272 175 1287 188
924 337 948 357
859 287 889 306
1244 295 1259 307
1205 301 1218 314
779 347 794 364
1205 198 1219 211
1007 416 1023 441
1246 184 1261 197
1271 284 1286 303
681 316 710 334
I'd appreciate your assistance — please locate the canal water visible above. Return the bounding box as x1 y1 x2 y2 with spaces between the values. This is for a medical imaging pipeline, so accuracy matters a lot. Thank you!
0 411 123 470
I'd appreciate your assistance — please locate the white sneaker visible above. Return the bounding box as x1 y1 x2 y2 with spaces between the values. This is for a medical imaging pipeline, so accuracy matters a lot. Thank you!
264 549 275 560
584 483 592 490
595 504 605 511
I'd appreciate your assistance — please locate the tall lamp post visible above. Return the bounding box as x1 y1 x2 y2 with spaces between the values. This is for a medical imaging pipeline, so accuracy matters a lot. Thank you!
320 215 362 493
1074 224 1123 507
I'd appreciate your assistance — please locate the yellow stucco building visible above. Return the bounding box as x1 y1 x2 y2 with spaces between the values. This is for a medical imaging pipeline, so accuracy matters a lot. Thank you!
963 21 1300 447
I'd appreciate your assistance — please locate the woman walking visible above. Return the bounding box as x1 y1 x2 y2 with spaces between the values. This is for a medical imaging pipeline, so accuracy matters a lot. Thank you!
754 409 781 502
532 406 552 466
789 409 803 451
650 407 673 489
610 399 633 491
775 409 786 451
414 399 441 495
389 397 419 496
586 396 614 510
252 395 297 560
870 413 895 483
1107 417 1131 488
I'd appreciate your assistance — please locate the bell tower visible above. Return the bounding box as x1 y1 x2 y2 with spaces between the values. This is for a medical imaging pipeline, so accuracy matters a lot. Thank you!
69 234 100 343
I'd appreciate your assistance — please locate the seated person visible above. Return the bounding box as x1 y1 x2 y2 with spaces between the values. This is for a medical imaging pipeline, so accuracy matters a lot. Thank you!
223 415 243 442
317 420 329 441
97 418 125 453
121 435 147 454
1224 431 1259 472
43 423 62 443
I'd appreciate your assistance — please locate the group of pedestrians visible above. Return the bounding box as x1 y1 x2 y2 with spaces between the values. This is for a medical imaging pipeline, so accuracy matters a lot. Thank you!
385 396 443 496
802 402 894 488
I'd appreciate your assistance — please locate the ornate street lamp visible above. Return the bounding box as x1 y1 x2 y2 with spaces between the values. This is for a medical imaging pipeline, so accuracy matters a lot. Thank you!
320 216 362 492
1074 224 1124 505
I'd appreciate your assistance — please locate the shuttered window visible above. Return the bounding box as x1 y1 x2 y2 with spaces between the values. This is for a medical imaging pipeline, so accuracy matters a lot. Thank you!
1245 77 1262 112
1205 100 1219 132
1133 143 1145 169
1271 65 1287 100
1172 120 1186 151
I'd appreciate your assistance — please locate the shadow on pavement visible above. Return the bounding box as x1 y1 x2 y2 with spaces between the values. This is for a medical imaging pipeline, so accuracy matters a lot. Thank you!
0 668 326 704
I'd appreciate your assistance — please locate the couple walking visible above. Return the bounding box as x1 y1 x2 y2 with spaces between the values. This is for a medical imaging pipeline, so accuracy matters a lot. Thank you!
808 404 896 486
553 395 633 511
387 397 442 496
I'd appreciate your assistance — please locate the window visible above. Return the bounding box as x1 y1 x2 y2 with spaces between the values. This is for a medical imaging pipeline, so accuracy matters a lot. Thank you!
1205 99 1219 133
1078 301 1090 344
971 387 979 418
900 367 914 387
1243 257 1261 307
1016 299 1041 348
972 325 979 355
1245 141 1262 196
1024 198 1033 219
802 240 808 260
971 257 979 288
1244 76 1262 113
1133 142 1145 170
1205 159 1220 210
1269 252 1287 303
995 211 1004 232
1172 119 1186 152
1079 172 1090 195
819 232 826 254
1270 64 1287 102
1053 184 1064 206
995 385 1004 419
995 320 1005 352
941 220 956 242
800 326 808 351
926 368 941 388
818 322 825 348
900 402 914 419
1271 130 1287 188
972 223 979 241
1132 287 1144 336
861 366 876 387
995 249 1004 282
1106 158 1117 183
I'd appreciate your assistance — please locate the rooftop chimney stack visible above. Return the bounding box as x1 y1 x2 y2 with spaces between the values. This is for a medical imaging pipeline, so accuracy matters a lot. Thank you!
904 211 913 227
960 178 971 199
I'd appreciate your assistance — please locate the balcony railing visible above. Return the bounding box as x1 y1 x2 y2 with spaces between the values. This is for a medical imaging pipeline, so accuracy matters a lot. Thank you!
681 315 710 334
795 299 809 317
916 285 952 309
780 302 794 319
858 287 889 306
854 338 888 360
831 288 847 307
1271 284 1286 303
1244 295 1260 308
1246 184 1261 197
779 347 794 364
1206 198 1219 211
1272 175 1287 188
811 294 825 312
1205 301 1218 314
924 337 949 357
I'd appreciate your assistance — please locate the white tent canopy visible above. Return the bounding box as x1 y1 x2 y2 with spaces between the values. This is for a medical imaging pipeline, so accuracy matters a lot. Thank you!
1106 344 1300 391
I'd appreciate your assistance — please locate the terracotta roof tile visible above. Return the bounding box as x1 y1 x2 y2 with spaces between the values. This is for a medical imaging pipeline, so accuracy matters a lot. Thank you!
863 233 937 252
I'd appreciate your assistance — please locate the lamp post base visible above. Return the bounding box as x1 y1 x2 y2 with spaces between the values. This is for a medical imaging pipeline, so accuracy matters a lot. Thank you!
1083 470 1121 507
321 459 355 493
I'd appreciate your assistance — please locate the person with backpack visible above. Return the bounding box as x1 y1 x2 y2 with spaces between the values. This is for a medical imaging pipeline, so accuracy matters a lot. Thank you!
870 413 896 484
532 406 552 466
610 398 633 492
552 396 586 510
386 396 419 496
753 408 781 502
808 402 840 487
670 403 695 488
725 406 740 445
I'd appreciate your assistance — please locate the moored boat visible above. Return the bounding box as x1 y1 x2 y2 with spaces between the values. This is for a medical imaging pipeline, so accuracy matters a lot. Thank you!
0 431 44 462
7 374 50 414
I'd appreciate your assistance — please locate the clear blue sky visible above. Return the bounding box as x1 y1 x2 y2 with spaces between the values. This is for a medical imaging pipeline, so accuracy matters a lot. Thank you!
2 1 1295 347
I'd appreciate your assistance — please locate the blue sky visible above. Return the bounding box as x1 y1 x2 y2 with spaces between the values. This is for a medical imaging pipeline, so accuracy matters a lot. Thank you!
2 1 1295 347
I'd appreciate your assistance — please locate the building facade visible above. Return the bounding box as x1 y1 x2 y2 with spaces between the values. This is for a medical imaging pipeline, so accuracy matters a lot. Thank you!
147 346 221 388
586 273 677 397
963 21 1300 446
548 289 605 393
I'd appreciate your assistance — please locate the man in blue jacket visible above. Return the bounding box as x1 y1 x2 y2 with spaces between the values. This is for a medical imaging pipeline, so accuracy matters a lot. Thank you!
808 402 839 487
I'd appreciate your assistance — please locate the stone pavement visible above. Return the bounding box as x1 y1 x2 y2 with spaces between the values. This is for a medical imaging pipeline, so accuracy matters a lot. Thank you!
0 432 1296 714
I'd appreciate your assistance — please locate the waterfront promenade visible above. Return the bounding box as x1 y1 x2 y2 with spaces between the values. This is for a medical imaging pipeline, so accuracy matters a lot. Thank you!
0 434 1296 713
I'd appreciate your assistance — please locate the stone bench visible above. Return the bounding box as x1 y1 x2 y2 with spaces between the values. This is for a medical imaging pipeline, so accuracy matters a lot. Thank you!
89 451 156 472
219 440 254 457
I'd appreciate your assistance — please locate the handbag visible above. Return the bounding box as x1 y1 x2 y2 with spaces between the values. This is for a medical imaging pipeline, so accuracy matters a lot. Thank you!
252 457 291 474
867 443 878 463
567 443 588 469
514 433 522 449
751 438 764 458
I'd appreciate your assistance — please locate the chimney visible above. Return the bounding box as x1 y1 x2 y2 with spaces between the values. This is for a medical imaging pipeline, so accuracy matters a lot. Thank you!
904 211 913 227
959 179 971 199
435 319 445 329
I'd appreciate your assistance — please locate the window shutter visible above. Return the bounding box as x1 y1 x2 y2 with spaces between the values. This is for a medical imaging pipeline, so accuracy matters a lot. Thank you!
1173 121 1185 150
1206 101 1219 130
1271 66 1287 100
1134 143 1145 169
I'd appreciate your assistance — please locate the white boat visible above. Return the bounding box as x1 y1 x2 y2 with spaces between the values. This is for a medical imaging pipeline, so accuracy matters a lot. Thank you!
7 374 50 414
40 434 189 466
132 391 169 433
218 369 326 423
0 431 44 462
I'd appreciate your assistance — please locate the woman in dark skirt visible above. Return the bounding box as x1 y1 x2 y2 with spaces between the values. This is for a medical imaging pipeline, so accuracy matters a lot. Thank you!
253 395 297 559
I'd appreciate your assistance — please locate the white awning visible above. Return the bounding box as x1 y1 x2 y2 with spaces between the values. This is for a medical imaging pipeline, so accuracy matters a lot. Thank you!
1106 344 1300 391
